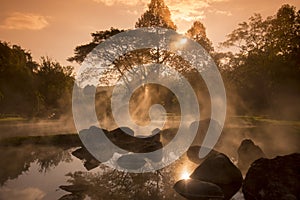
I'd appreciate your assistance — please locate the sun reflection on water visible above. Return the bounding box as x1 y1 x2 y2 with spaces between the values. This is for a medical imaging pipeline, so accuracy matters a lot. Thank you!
180 171 190 180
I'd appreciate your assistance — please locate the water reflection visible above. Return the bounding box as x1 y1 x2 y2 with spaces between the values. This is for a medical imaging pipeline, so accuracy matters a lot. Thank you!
0 135 193 200
0 120 298 200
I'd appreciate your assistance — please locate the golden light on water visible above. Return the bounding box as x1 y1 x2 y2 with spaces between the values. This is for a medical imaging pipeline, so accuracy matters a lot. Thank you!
180 171 190 180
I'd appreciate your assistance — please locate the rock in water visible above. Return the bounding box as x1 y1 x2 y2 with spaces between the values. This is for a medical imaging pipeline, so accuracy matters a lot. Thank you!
237 139 265 172
187 146 219 164
117 154 146 170
243 153 300 200
190 153 243 200
72 147 100 171
174 179 224 200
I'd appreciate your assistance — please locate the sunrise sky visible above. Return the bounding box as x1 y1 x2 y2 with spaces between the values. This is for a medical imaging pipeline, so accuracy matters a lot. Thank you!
0 0 299 67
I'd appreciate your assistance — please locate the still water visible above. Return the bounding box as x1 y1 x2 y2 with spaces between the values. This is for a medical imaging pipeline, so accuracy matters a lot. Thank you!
0 143 196 200
0 118 299 200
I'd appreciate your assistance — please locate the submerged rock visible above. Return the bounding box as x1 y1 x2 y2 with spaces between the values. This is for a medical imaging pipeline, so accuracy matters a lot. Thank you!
243 153 300 200
190 153 243 200
174 179 224 200
237 139 265 171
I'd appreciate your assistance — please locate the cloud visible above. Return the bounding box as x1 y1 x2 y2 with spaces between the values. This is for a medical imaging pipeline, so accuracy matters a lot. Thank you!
92 0 145 6
208 8 232 16
92 0 230 22
0 12 49 30
0 187 46 200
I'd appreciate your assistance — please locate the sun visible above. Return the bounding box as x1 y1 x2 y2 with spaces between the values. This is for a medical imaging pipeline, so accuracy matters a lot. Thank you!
179 38 188 45
180 171 190 180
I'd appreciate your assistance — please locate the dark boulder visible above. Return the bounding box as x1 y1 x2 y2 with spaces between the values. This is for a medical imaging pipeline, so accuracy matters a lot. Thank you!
59 184 88 193
108 127 162 153
187 146 219 164
190 153 243 200
71 147 100 171
243 153 300 200
78 126 115 162
237 139 265 172
174 179 224 200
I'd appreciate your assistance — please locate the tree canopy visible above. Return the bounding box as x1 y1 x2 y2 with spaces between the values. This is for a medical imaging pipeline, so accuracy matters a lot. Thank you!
0 42 74 117
221 4 300 114
135 0 176 30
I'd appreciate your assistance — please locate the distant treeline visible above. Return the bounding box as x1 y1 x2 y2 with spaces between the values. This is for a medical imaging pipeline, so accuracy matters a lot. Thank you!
0 2 299 120
0 42 74 118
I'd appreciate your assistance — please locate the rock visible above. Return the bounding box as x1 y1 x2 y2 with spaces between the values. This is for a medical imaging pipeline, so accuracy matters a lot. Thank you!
243 153 300 200
117 154 146 170
78 126 114 162
174 179 224 200
237 139 265 171
59 184 88 193
110 127 134 136
190 153 243 200
152 128 161 135
187 146 220 164
108 127 162 153
72 147 100 171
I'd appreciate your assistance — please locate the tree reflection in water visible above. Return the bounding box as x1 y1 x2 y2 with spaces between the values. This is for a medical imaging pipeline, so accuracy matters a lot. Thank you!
60 159 190 200
0 134 195 200
0 135 79 185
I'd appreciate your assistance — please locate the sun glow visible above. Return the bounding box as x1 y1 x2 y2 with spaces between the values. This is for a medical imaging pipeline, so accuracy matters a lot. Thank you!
179 38 188 45
180 171 190 180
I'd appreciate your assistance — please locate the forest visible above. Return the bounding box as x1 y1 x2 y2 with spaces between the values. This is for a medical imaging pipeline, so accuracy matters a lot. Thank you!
0 1 299 120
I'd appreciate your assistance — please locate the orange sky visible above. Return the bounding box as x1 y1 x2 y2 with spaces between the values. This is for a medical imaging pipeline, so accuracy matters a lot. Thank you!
0 0 299 67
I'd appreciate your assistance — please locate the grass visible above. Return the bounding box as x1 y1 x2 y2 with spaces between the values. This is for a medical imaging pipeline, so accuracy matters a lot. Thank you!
0 117 27 122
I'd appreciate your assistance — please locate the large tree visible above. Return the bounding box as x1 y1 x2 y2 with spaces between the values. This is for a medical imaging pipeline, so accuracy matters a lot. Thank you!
135 0 176 30
186 21 214 54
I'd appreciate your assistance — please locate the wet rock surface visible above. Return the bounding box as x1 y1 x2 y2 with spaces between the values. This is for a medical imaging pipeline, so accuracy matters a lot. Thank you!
243 153 300 200
174 153 243 200
237 139 265 172
174 179 224 200
190 153 243 200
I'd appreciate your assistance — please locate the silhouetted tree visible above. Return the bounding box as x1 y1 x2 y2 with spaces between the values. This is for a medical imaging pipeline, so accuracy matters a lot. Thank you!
68 28 124 64
186 21 214 53
0 42 74 117
0 42 38 115
36 57 74 115
221 4 300 115
135 0 176 30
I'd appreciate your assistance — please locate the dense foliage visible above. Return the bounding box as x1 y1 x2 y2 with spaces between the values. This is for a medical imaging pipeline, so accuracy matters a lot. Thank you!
0 42 74 117
1 0 299 119
221 5 300 117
